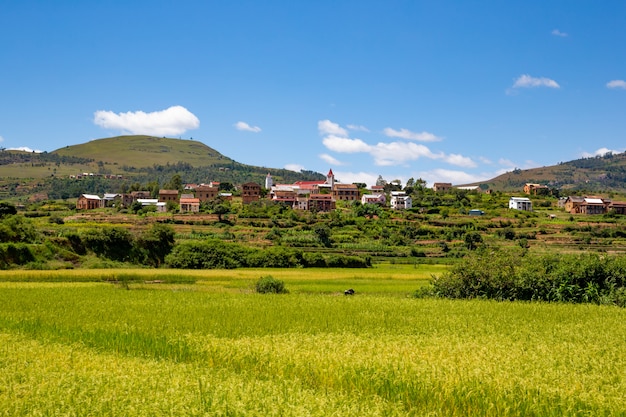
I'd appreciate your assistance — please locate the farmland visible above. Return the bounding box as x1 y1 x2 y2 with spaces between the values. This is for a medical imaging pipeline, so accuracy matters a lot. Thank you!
1 268 625 416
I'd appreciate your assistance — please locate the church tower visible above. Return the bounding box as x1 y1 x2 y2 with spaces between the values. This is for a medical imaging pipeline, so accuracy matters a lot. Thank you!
326 169 335 188
265 172 273 190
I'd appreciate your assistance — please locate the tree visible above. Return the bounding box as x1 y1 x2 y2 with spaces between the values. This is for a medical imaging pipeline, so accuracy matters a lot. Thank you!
464 231 483 250
313 224 332 247
376 175 387 187
0 202 17 218
165 174 183 191
212 203 231 222
140 224 175 266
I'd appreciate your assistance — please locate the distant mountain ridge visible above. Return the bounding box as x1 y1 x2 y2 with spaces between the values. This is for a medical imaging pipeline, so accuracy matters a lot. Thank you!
463 152 626 193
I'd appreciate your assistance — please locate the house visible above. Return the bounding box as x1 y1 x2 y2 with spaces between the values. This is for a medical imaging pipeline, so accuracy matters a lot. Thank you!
332 183 359 201
272 190 298 207
308 194 335 212
194 184 219 202
609 201 626 215
368 185 385 194
524 183 550 195
390 191 412 210
179 197 200 213
122 190 151 207
159 189 179 203
103 193 121 207
136 198 167 212
433 182 452 193
76 194 103 210
580 198 607 215
241 182 261 204
509 197 532 211
361 194 386 205
564 196 585 213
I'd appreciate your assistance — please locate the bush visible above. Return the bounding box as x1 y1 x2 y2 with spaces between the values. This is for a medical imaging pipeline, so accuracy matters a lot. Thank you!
0 243 36 268
255 275 288 294
165 240 249 269
432 247 626 305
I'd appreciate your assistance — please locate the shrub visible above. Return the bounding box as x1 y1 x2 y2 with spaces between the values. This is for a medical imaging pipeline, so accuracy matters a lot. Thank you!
0 243 36 268
255 275 288 294
165 240 248 269
432 248 626 305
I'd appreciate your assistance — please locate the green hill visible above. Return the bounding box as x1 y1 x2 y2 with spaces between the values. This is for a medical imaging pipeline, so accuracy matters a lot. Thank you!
463 152 626 193
0 136 324 200
53 135 233 168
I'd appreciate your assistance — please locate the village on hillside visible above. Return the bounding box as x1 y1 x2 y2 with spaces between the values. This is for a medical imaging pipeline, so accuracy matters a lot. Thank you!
72 169 626 216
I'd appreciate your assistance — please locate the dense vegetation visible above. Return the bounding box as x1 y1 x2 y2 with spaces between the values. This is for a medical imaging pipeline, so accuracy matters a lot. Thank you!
430 247 626 306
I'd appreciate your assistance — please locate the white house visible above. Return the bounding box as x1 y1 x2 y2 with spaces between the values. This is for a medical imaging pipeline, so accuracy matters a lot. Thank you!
509 197 532 211
137 198 167 213
390 191 412 210
361 194 386 205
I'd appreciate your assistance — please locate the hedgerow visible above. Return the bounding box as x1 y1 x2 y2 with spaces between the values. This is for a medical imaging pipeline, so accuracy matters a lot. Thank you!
165 239 370 269
431 247 626 306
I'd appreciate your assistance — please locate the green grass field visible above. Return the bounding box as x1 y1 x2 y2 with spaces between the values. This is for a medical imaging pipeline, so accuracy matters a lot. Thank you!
1 267 625 416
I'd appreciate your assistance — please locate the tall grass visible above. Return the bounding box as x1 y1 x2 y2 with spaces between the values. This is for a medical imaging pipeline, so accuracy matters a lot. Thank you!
1 282 625 415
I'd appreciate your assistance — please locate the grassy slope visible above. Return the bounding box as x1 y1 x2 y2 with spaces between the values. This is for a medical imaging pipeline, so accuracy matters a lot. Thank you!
465 152 626 192
52 135 233 168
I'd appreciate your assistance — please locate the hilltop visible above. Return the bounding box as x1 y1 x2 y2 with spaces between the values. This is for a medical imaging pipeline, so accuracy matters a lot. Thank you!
52 135 234 168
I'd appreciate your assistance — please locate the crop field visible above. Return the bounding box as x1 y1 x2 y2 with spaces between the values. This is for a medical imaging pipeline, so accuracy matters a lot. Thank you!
1 267 625 416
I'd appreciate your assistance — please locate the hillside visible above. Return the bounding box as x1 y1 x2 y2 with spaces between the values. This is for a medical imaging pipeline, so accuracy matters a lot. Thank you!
466 152 626 193
53 135 233 168
0 136 324 200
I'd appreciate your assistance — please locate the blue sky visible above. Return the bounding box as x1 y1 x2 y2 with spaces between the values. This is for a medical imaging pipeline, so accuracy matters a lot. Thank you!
1 1 625 187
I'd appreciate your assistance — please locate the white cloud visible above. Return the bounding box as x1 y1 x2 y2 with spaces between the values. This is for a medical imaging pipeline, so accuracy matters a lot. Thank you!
511 74 560 89
479 156 492 165
581 147 622 158
319 153 344 165
332 171 380 187
318 120 348 137
347 124 370 132
284 163 305 172
418 169 489 187
551 29 568 37
0 135 4 143
93 105 200 136
498 158 517 168
383 127 442 142
7 146 43 153
322 135 371 153
607 80 626 90
372 141 442 166
234 121 261 133
444 153 477 168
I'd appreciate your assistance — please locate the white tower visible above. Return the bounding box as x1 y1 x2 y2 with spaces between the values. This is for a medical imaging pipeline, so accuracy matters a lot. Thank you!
265 172 273 189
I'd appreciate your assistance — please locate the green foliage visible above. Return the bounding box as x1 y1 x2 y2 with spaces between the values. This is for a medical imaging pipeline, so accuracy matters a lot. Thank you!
255 275 288 294
165 239 370 269
81 227 136 262
0 215 39 243
0 202 17 218
463 231 483 250
0 243 35 268
137 224 175 267
432 247 626 305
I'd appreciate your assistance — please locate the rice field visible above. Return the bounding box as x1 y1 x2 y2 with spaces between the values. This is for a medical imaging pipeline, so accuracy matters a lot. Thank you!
1 267 625 416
